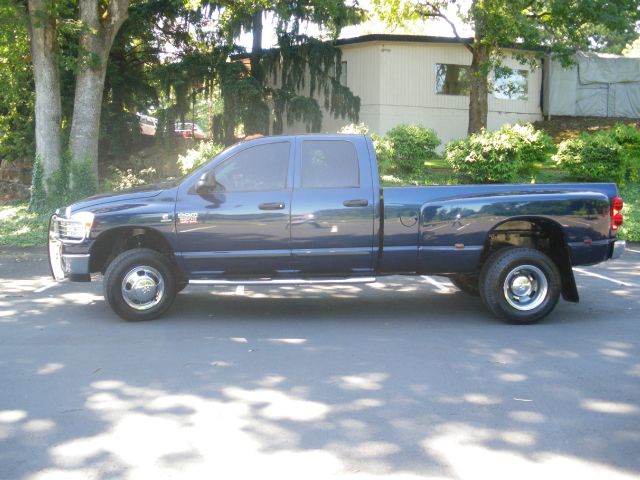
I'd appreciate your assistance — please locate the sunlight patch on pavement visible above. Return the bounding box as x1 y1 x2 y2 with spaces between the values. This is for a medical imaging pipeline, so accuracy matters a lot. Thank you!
23 380 441 480
0 410 28 423
38 363 65 375
581 399 639 415
331 372 389 391
422 423 638 480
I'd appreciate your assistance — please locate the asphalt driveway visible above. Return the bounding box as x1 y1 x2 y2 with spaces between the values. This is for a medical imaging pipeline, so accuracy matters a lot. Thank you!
0 247 639 480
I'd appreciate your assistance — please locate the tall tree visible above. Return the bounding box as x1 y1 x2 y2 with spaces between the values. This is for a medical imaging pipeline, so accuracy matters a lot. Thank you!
375 0 640 134
70 0 130 177
26 0 63 183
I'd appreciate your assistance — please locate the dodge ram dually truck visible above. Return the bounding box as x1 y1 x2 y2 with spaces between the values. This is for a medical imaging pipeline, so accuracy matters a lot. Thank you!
48 134 626 324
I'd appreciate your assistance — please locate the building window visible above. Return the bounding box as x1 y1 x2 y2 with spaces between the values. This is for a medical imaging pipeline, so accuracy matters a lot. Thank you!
435 63 471 96
493 67 529 100
339 61 347 86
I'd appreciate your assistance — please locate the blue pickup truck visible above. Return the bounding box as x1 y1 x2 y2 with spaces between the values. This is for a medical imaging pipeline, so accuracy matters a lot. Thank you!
48 134 626 323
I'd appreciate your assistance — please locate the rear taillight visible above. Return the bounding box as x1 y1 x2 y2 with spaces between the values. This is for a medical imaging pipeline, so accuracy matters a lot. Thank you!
611 196 624 231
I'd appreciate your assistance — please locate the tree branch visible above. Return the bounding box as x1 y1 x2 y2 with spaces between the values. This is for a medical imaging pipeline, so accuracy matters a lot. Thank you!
415 1 474 53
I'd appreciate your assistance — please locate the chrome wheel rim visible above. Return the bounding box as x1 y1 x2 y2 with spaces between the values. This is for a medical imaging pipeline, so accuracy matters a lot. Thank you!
121 266 165 311
503 264 548 311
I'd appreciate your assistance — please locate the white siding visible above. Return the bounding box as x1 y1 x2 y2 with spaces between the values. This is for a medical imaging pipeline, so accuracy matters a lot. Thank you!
279 39 543 146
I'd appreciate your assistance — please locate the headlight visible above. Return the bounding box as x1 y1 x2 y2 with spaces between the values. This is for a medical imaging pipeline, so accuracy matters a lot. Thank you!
58 211 95 241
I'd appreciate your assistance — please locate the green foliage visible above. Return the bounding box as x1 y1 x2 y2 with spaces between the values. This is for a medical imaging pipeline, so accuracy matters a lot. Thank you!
608 123 640 183
371 133 394 175
28 157 46 213
177 141 225 175
0 2 34 160
0 203 49 247
446 124 553 183
386 124 440 174
618 184 640 241
29 151 98 213
70 160 98 200
338 123 370 135
103 167 158 192
553 132 625 184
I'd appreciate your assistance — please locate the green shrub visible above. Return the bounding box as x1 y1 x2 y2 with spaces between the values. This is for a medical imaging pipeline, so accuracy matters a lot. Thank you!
103 167 158 192
446 123 552 183
338 123 370 135
554 132 625 184
386 124 440 174
608 123 640 183
618 184 640 242
70 160 98 200
371 133 394 175
177 141 225 175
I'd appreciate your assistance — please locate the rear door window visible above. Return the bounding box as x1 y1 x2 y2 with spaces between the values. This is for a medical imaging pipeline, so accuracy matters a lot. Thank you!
301 140 359 189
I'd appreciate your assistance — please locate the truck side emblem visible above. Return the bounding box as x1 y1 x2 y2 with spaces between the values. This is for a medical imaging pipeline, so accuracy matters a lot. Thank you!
178 212 198 225
160 214 172 223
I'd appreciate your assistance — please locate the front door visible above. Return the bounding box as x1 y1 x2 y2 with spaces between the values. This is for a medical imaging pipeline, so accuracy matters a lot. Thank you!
175 140 293 277
290 138 375 276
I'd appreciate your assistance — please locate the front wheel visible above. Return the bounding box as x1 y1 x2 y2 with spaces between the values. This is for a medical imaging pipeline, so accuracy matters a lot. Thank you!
479 247 561 324
103 248 177 321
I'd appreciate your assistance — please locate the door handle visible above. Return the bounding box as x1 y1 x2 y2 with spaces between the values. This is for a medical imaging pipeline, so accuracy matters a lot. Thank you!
343 199 369 207
259 202 285 210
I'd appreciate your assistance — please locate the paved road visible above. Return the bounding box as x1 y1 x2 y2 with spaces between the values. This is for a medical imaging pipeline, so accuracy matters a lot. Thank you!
0 247 639 480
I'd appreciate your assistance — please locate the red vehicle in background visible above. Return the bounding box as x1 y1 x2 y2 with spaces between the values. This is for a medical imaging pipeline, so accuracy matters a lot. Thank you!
175 122 207 140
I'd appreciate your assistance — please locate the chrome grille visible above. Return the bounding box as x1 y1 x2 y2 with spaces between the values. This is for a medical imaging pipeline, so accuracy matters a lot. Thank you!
53 217 80 240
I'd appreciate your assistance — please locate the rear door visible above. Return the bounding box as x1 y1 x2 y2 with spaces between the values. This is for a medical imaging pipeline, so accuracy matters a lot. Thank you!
175 139 293 277
290 137 375 275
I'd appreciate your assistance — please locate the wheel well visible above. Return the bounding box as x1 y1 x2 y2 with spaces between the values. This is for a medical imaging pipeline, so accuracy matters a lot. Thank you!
483 217 578 302
90 227 175 275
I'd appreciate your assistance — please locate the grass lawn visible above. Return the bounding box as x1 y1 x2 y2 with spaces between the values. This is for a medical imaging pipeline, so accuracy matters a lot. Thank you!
0 203 50 247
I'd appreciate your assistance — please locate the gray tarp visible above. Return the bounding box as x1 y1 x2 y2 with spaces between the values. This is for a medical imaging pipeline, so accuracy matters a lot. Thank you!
577 51 640 85
545 51 640 118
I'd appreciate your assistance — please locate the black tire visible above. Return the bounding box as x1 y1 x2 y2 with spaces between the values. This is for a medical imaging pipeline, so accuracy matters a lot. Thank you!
479 247 561 324
103 248 177 321
449 274 480 296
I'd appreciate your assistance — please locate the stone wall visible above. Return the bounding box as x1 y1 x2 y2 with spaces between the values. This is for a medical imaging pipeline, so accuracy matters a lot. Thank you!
0 159 31 202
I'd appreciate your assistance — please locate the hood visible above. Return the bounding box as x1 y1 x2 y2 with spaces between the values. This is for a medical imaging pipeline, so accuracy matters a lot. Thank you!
67 179 180 214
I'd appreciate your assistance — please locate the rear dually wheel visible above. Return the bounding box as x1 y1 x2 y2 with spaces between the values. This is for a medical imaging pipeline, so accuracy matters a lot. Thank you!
479 247 561 324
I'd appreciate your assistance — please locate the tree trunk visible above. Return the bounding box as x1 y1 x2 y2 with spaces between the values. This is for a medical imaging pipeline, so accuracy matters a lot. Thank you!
250 10 264 84
69 0 129 180
27 0 62 187
245 9 269 135
467 43 490 135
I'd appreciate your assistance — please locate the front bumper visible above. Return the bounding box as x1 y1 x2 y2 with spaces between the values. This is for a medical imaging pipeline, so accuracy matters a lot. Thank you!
610 239 626 261
48 215 91 282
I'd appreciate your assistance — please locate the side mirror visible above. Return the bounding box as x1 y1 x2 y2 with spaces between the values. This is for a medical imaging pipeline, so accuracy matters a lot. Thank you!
196 171 216 194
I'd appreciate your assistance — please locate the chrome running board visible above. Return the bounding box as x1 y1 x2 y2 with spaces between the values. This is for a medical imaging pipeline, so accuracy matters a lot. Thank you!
189 277 376 286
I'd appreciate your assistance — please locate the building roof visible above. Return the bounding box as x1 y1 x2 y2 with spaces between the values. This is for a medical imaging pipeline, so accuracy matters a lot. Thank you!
335 34 473 47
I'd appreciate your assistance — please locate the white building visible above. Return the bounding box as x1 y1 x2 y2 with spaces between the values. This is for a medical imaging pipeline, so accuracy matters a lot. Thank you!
279 34 543 145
